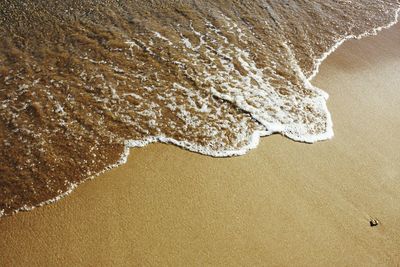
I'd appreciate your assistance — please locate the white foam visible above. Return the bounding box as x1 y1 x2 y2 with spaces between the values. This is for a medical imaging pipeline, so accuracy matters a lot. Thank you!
153 31 174 46
308 7 400 81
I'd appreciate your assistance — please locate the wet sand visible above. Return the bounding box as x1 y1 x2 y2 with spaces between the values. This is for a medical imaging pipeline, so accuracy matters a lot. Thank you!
1 23 400 266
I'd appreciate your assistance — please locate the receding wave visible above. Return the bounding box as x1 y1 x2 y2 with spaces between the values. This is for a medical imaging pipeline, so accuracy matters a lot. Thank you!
1 0 399 217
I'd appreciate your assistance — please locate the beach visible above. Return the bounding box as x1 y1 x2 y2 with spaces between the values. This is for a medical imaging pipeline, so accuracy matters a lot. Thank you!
1 21 400 267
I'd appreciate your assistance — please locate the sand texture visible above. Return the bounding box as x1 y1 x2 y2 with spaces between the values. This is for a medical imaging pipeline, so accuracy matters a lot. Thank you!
1 21 400 267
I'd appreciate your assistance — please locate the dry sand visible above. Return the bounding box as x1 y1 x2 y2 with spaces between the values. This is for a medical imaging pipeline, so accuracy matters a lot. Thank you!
1 23 400 267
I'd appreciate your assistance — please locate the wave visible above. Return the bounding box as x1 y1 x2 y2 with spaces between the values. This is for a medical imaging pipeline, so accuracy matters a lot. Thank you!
0 0 399 217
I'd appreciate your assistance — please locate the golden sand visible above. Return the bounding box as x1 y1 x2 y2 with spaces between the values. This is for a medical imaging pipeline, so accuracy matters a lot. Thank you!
1 23 400 267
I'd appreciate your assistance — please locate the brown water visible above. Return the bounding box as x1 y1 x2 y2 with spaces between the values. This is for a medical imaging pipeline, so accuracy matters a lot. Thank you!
0 0 399 217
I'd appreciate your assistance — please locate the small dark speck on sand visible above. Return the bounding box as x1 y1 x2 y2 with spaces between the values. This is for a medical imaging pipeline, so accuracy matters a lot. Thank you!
370 219 379 227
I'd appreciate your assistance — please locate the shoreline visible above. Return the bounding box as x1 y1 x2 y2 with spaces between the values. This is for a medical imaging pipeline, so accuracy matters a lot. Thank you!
2 11 400 218
1 19 400 267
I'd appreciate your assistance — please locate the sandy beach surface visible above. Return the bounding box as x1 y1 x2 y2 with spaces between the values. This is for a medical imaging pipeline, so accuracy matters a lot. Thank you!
1 23 400 266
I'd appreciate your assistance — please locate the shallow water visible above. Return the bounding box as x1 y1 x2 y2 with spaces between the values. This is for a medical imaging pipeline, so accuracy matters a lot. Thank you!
0 0 399 217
